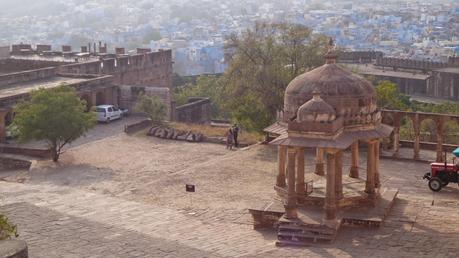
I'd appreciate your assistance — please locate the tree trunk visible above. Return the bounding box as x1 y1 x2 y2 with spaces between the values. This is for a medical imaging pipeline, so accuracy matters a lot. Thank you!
51 146 59 162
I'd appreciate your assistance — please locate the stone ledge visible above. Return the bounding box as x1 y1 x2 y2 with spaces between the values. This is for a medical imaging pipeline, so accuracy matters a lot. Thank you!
0 240 28 258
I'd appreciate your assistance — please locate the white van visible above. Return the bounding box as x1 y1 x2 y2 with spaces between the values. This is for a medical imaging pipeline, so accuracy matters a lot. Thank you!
96 105 123 123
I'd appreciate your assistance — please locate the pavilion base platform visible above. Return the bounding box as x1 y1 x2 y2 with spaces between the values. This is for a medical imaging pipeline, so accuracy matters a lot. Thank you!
249 177 399 246
276 207 341 246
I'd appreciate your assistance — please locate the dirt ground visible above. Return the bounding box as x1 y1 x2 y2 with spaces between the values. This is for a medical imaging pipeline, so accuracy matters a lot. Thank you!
2 132 459 257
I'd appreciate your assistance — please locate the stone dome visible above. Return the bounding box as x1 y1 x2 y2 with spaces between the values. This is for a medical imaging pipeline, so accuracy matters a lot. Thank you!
285 64 375 97
297 92 336 123
283 62 377 126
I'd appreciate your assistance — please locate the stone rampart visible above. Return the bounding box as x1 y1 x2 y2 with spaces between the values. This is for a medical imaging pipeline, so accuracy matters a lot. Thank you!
0 67 56 87
375 57 448 71
0 58 67 73
58 50 172 89
338 51 383 63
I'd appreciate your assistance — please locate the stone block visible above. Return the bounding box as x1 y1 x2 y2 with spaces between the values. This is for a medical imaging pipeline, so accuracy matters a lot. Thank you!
0 240 28 258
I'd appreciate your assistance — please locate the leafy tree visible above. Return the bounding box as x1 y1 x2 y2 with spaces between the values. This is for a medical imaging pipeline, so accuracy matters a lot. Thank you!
222 22 328 131
0 214 17 240
375 80 410 110
134 94 167 125
11 85 96 162
175 75 227 118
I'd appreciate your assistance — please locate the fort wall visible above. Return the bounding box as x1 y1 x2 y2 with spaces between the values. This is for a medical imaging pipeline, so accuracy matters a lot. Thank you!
0 58 68 73
58 50 172 89
375 57 448 71
338 51 383 63
0 67 56 88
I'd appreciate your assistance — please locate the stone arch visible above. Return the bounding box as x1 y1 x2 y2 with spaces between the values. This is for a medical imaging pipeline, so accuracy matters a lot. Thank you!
96 91 106 106
443 119 459 145
381 111 394 125
419 117 437 143
399 113 415 141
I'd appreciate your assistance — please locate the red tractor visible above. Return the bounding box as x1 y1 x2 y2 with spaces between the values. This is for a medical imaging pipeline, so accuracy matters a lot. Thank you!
423 150 459 192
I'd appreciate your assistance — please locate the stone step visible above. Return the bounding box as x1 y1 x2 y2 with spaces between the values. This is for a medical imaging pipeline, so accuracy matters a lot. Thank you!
275 239 310 247
278 231 336 240
278 224 336 235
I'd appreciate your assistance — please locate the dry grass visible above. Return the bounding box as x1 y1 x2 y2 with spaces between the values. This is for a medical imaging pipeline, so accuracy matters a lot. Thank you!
168 122 263 145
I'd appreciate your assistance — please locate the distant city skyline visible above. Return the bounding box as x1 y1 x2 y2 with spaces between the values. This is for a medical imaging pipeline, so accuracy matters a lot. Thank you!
1 0 458 75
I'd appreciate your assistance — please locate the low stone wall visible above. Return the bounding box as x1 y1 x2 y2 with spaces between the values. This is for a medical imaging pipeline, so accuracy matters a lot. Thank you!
399 140 457 152
0 67 56 87
0 145 51 159
124 119 152 134
0 156 32 170
0 240 28 258
175 97 211 124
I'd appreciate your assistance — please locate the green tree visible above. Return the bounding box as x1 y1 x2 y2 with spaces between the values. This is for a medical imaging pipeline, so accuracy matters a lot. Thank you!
11 85 96 162
223 22 328 131
375 80 410 110
175 75 227 118
134 94 167 125
0 214 18 240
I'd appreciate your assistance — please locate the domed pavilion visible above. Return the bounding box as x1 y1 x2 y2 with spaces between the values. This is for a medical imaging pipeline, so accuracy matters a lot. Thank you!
253 41 398 246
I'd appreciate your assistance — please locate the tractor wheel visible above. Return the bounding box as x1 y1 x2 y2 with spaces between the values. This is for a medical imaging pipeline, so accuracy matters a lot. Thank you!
428 177 442 192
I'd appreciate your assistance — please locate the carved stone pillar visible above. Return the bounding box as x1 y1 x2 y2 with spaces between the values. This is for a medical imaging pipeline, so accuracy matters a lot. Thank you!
324 149 337 221
276 145 287 187
436 118 445 163
349 141 359 178
413 113 420 160
315 148 325 176
374 140 381 188
296 148 305 203
335 150 343 200
365 140 376 195
285 147 297 219
0 109 8 143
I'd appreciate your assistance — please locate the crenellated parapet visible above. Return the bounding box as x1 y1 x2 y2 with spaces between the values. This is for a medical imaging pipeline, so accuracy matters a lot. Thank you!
375 57 448 72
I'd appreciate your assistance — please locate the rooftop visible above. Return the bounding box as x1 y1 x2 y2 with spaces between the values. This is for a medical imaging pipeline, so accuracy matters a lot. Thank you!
344 64 432 80
0 76 89 100
9 54 101 63
434 67 459 74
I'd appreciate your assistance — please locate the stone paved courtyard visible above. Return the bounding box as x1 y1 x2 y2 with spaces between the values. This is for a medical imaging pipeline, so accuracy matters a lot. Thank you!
1 132 459 257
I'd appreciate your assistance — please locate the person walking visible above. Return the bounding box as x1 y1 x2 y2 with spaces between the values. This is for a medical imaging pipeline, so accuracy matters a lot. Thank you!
226 128 234 150
232 124 240 148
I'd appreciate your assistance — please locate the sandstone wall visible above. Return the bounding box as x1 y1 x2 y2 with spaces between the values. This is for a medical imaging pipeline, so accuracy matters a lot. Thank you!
338 51 383 63
0 67 56 88
375 57 448 71
58 50 172 89
0 58 67 73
